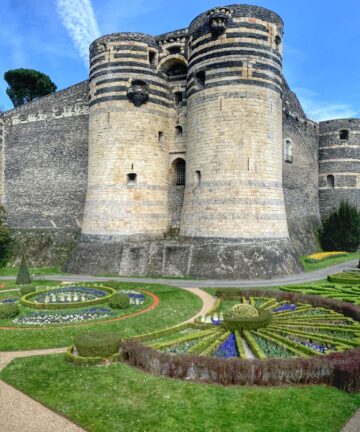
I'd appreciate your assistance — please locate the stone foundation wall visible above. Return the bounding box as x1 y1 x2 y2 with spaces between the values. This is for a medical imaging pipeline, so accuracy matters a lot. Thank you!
66 236 302 279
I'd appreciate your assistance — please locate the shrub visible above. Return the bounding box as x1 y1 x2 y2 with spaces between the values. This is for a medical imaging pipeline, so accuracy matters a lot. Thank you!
319 201 360 252
16 255 31 285
65 346 120 366
229 304 259 318
0 302 19 319
74 331 121 358
19 285 35 296
221 309 272 332
109 292 129 309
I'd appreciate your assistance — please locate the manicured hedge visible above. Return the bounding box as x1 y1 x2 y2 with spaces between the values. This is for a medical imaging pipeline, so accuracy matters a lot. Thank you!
74 331 121 358
19 285 35 296
121 339 360 393
328 272 360 285
0 302 19 319
65 346 120 366
109 292 130 309
21 286 116 310
221 309 272 331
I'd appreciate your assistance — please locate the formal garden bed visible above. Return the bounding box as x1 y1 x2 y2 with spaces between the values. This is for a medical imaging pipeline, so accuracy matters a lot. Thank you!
300 252 360 271
281 272 360 305
122 289 360 392
0 282 202 351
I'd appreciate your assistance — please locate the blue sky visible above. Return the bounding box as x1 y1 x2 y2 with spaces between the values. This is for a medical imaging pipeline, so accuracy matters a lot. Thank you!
0 0 359 121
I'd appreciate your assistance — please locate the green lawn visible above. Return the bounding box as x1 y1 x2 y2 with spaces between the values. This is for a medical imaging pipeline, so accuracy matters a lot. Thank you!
0 266 65 276
1 354 359 432
301 253 360 272
0 282 202 351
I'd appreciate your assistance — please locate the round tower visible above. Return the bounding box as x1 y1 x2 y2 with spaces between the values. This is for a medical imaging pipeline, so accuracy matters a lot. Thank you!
180 5 289 239
319 119 360 217
82 33 170 240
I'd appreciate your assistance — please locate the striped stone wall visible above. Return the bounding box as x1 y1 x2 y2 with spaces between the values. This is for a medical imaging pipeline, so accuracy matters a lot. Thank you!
180 5 289 239
82 32 188 240
319 119 360 217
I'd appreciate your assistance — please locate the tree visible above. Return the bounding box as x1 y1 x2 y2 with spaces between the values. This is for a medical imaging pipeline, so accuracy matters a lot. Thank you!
320 201 360 252
4 68 57 107
16 255 31 285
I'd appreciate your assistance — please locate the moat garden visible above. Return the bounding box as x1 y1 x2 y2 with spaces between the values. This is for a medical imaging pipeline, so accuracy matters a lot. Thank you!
0 252 359 431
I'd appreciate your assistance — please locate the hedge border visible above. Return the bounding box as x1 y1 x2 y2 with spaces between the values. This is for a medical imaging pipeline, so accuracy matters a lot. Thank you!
65 346 121 366
122 289 360 392
328 273 360 285
20 285 117 310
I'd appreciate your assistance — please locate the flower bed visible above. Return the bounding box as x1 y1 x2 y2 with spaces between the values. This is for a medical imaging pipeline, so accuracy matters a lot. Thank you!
13 307 114 326
304 252 348 263
21 285 116 310
121 289 360 392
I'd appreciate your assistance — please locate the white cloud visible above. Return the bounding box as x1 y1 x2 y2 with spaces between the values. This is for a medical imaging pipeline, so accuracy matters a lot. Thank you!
56 0 101 67
294 88 358 122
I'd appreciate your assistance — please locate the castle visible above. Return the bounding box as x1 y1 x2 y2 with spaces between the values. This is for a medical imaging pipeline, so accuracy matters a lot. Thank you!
0 4 359 279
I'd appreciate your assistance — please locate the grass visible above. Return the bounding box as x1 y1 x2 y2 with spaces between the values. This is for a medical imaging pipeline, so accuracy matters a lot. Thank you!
301 253 360 272
0 282 202 351
0 279 61 291
0 266 65 276
1 354 360 432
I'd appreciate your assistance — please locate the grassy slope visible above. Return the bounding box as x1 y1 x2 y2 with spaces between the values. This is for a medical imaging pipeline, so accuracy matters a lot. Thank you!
0 266 64 276
2 355 360 432
0 282 202 351
301 253 360 272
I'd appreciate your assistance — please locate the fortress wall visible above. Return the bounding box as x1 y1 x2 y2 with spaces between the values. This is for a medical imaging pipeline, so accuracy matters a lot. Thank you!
2 81 89 228
181 5 288 239
319 119 360 217
82 33 174 240
282 87 321 253
2 81 89 264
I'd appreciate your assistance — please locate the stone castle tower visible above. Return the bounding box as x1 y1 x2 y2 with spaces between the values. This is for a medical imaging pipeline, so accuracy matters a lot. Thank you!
0 4 359 278
83 5 288 242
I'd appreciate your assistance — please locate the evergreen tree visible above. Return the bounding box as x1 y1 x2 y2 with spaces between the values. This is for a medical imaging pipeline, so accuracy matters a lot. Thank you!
16 255 31 285
320 201 360 252
4 69 57 107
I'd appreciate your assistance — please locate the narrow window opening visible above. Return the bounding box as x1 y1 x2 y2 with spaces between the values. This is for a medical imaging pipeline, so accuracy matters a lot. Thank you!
127 173 137 186
195 71 206 89
327 174 335 189
175 126 183 136
176 159 186 185
174 91 183 105
284 139 293 163
158 131 164 144
149 51 156 67
275 35 282 52
340 129 349 140
195 170 201 186
168 46 181 55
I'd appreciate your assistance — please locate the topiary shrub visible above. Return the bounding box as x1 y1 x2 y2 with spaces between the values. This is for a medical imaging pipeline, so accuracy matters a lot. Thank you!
19 285 35 296
109 292 130 309
320 201 360 252
16 255 31 285
229 303 259 318
0 302 19 319
74 331 121 358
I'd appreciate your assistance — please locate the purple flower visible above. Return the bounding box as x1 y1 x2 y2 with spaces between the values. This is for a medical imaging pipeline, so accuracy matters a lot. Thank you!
213 333 239 358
